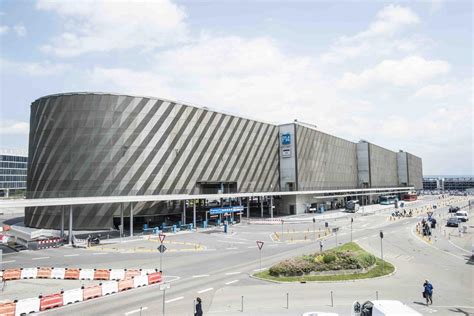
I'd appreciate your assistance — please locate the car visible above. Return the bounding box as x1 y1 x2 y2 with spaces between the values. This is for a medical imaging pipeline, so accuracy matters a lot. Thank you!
449 206 460 213
455 211 469 222
446 217 460 227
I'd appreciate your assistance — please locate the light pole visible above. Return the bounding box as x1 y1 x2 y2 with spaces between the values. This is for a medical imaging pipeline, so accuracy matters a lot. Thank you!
379 230 384 274
350 217 353 242
312 217 316 240
281 220 284 242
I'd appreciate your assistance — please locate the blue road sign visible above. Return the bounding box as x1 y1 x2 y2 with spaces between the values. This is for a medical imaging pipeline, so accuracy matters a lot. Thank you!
210 206 244 215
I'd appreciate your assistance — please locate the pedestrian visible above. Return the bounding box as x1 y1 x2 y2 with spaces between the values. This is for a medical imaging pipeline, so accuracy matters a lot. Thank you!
423 280 433 305
195 297 203 316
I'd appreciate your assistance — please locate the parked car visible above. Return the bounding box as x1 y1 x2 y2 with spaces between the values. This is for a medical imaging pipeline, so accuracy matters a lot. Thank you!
449 206 460 213
455 211 469 222
446 217 460 227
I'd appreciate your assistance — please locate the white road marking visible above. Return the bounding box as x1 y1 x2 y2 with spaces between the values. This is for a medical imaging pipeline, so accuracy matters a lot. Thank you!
64 254 79 257
92 253 107 255
247 246 255 249
225 272 241 275
32 256 50 260
124 307 148 315
192 274 210 278
225 279 239 285
448 240 472 254
226 247 238 250
165 296 184 304
1 260 15 264
197 287 213 294
269 244 279 247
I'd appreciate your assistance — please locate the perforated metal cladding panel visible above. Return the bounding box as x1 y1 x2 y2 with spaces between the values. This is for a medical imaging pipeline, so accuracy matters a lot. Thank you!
407 153 423 189
295 125 358 190
368 143 399 188
25 93 280 229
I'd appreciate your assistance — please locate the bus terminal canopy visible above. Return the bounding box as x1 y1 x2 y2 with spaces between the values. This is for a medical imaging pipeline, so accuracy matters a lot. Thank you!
0 187 414 209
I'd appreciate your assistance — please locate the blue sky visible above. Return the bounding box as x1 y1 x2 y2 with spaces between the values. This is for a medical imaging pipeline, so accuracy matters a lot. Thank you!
0 0 472 175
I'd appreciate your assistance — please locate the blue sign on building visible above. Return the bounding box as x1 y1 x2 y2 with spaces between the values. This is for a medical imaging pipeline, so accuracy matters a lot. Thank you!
210 206 244 215
281 133 291 145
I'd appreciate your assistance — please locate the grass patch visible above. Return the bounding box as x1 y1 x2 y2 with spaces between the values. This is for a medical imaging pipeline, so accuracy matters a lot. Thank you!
255 242 394 282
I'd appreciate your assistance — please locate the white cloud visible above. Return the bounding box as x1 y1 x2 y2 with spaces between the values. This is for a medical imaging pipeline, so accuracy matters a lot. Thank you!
0 58 71 76
414 83 457 99
0 121 29 135
13 24 27 37
339 56 450 89
37 0 187 57
0 25 9 35
321 5 424 63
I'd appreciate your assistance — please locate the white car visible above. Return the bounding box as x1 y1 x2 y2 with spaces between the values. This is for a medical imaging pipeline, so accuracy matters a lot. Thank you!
455 211 469 222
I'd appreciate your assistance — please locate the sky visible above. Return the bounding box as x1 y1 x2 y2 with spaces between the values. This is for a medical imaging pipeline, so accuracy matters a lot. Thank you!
0 0 472 176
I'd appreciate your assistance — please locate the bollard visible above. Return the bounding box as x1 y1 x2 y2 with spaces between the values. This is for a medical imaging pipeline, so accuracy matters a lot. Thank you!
286 293 289 309
241 296 244 312
330 291 334 307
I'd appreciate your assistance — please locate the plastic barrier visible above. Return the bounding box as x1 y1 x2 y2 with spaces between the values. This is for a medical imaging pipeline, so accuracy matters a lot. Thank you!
2 268 21 281
124 269 141 280
83 285 102 301
0 300 15 316
109 269 125 281
37 267 52 279
94 269 110 280
147 272 162 284
79 268 95 280
118 279 134 292
62 288 83 305
64 268 80 280
14 297 40 316
133 275 148 288
39 293 63 311
20 267 38 279
101 281 119 296
51 267 66 279
140 269 157 276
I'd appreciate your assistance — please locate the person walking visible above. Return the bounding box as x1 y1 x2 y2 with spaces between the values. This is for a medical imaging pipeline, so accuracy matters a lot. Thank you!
423 280 433 305
195 297 203 316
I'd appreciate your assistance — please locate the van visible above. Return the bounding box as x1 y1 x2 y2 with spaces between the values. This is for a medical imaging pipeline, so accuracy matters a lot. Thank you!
455 211 468 222
351 300 421 316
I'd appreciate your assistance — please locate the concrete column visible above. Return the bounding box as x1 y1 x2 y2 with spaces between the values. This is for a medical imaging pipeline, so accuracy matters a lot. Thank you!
247 198 250 219
183 200 186 225
270 196 274 219
68 205 73 245
130 203 133 237
193 201 196 229
120 203 124 237
260 196 264 218
60 207 65 238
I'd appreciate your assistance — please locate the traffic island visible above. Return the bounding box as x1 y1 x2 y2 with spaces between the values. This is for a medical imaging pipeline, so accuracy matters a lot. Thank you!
253 242 395 282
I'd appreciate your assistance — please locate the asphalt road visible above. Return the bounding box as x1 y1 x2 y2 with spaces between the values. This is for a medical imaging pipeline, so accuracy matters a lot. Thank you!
1 195 472 315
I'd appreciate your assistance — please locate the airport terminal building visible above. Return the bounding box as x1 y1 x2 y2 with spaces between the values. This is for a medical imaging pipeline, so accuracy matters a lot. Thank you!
25 93 423 229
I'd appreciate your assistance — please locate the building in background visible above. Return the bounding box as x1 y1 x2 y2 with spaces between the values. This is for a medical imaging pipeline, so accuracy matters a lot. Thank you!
0 149 28 197
25 92 423 229
423 176 474 191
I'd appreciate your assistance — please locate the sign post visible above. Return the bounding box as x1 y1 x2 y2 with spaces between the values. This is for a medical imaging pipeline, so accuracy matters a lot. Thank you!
281 220 284 242
312 217 316 240
256 241 264 271
160 282 170 316
350 218 353 242
158 234 166 273
379 230 384 274
332 227 339 246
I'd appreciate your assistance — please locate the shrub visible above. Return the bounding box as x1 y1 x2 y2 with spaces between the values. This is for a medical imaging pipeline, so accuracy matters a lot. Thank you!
323 253 336 264
357 253 376 268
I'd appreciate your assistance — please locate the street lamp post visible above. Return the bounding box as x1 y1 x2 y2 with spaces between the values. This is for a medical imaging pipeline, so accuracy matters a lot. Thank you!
350 218 353 242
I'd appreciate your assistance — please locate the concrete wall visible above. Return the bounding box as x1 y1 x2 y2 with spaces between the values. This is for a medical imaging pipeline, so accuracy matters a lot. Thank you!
295 125 358 190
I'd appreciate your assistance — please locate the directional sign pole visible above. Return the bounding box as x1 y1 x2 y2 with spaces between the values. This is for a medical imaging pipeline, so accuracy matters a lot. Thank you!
350 218 353 242
159 234 166 273
256 241 264 271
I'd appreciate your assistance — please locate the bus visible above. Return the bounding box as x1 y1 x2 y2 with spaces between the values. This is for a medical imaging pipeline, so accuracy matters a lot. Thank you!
379 195 397 205
403 192 417 201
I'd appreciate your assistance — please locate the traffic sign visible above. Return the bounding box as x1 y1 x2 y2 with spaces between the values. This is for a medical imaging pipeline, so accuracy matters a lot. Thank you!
256 241 264 250
159 234 166 243
159 283 170 291
158 244 167 253
332 227 339 233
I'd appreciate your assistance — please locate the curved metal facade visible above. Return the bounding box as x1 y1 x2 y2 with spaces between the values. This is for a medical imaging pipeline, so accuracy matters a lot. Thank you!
25 93 280 229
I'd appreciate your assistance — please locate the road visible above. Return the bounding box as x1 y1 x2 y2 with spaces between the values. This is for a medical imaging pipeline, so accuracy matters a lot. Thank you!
1 195 472 315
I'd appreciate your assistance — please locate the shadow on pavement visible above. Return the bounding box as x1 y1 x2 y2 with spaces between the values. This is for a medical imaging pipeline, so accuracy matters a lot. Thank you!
448 308 471 315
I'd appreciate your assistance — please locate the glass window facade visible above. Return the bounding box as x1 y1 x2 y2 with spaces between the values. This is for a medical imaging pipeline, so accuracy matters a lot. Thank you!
0 154 28 189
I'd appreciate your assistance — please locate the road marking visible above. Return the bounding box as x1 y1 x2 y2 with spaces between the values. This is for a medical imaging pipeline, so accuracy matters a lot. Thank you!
226 247 238 250
225 280 239 285
124 307 148 315
1 260 15 264
64 254 79 257
165 296 184 304
192 274 210 278
92 253 107 255
32 256 50 260
252 267 268 271
197 287 213 294
448 240 472 254
225 272 241 275
247 246 255 249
